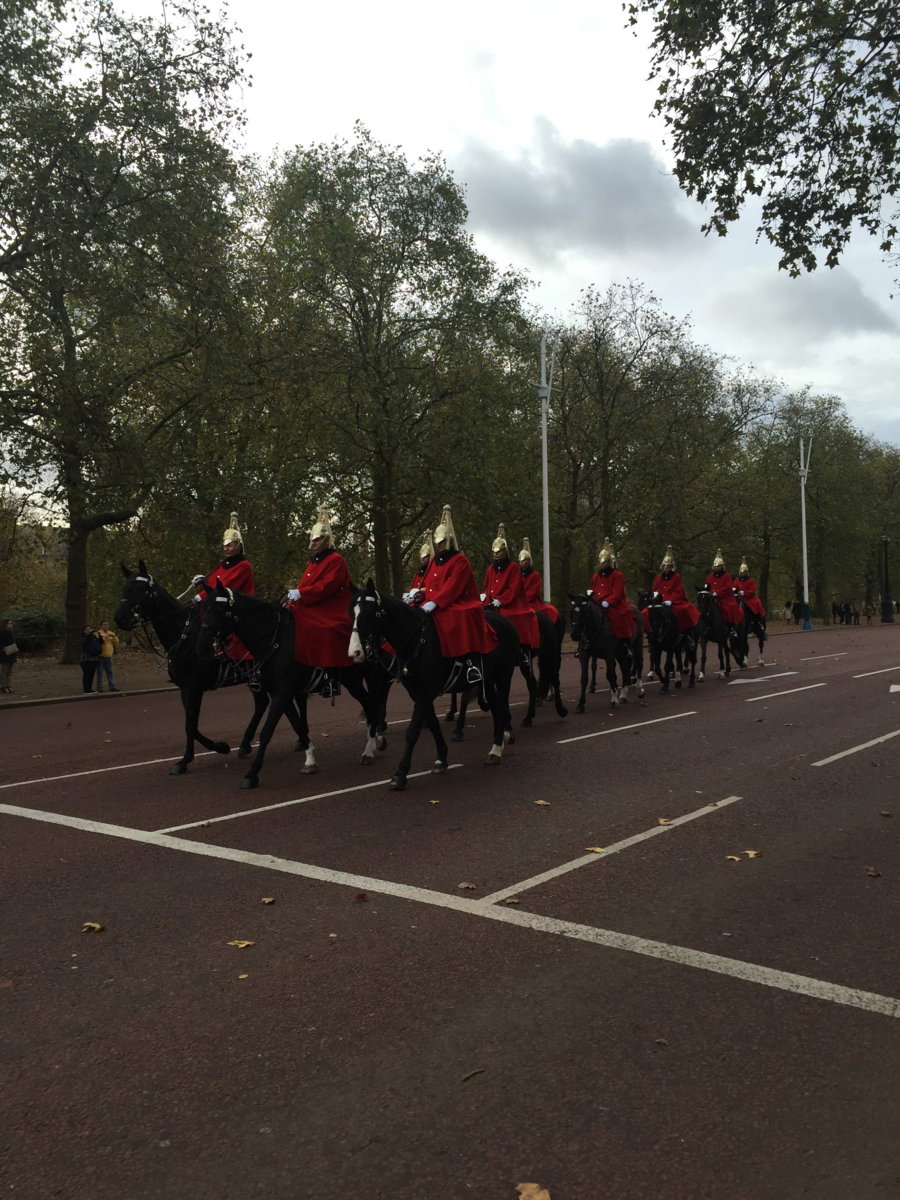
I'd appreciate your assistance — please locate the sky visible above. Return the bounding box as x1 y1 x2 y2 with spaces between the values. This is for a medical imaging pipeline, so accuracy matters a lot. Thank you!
226 0 900 445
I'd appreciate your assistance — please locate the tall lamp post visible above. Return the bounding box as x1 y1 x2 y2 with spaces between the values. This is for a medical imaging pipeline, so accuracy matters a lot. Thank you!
535 335 556 603
799 437 813 630
881 535 894 623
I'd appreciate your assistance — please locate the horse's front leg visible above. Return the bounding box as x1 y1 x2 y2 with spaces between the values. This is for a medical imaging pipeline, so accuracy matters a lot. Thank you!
238 688 270 758
605 654 621 707
589 655 598 693
240 688 291 788
576 648 590 713
343 675 384 766
520 653 537 727
443 691 459 723
659 647 671 694
698 636 708 682
391 698 433 790
451 688 471 741
170 686 230 775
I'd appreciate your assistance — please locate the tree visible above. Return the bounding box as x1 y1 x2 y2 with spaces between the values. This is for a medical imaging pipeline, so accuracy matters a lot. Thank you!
627 0 900 276
0 0 245 659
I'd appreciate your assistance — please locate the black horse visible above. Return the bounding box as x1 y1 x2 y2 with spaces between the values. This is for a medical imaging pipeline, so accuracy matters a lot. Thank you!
349 581 519 790
642 592 698 692
697 589 747 680
114 562 307 776
443 608 568 738
738 598 767 666
568 594 645 712
197 581 391 788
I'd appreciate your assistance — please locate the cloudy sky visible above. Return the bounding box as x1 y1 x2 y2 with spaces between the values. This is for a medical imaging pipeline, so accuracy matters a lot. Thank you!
229 0 900 444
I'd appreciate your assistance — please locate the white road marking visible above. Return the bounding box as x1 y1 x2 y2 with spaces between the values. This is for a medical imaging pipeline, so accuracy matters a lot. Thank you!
800 653 846 661
557 711 696 744
745 684 827 703
481 796 741 904
157 765 464 832
0 752 220 789
812 729 900 767
728 672 798 686
854 666 900 678
1 800 897 1020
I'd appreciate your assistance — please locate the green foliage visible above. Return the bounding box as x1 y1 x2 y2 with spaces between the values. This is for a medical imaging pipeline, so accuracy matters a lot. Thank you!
1 606 65 653
628 0 900 275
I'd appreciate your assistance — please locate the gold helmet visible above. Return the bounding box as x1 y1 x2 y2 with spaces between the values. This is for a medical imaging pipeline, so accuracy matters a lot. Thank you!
659 545 675 572
492 522 508 554
433 504 458 549
418 530 435 560
519 536 533 565
309 505 334 550
223 512 243 548
739 558 750 577
712 548 725 570
597 537 616 567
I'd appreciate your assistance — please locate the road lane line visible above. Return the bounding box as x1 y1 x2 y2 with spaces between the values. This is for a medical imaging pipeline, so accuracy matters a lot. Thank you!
800 653 846 661
0 752 221 789
853 666 900 678
728 672 798 686
1 801 897 1020
745 684 826 703
157 765 464 832
481 796 741 904
558 711 696 744
812 729 900 767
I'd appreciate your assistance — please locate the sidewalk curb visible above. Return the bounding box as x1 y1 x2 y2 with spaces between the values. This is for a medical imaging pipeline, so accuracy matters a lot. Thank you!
0 686 177 711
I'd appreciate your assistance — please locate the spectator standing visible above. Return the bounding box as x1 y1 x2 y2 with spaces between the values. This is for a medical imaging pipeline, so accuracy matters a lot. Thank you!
96 620 120 691
864 602 876 625
783 600 793 625
0 618 18 693
80 626 102 693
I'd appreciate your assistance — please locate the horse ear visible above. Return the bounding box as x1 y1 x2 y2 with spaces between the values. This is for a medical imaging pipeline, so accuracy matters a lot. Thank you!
138 558 149 576
366 577 376 594
121 563 132 578
215 578 227 593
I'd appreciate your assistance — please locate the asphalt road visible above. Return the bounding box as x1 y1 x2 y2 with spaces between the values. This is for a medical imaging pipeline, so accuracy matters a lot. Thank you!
2 625 899 1200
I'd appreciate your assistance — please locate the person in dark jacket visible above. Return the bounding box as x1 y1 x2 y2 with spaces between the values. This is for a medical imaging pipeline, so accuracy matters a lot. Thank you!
0 619 17 692
80 626 102 693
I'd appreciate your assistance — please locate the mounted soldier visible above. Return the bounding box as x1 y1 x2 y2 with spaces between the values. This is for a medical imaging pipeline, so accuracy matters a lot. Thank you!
287 506 354 699
518 537 559 624
703 548 744 625
587 537 635 639
192 512 254 664
482 523 539 656
646 544 700 633
404 531 433 605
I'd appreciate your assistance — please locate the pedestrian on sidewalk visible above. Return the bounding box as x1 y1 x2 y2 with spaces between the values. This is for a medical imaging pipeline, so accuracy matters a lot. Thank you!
0 618 18 692
80 626 102 693
96 619 120 691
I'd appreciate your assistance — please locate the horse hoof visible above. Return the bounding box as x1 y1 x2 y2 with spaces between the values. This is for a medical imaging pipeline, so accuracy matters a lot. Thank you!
451 730 464 742
376 737 388 752
169 763 188 776
301 764 319 775
558 706 568 718
389 776 407 790
239 777 258 790
237 746 251 759
214 742 230 755
432 760 448 773
443 712 455 723
674 680 682 689
758 657 765 666
576 704 585 714
360 754 374 765
521 717 533 728
588 686 596 694
485 754 501 766
505 730 515 745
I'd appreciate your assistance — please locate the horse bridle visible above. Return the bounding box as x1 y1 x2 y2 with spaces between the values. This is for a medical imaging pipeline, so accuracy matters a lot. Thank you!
200 586 281 670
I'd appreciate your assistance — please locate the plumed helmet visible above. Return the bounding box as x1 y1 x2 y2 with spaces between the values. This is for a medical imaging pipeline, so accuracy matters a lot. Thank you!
660 545 675 572
739 558 750 577
309 505 334 549
433 504 458 549
712 548 725 569
492 522 508 553
418 530 435 560
519 536 533 565
223 512 243 548
597 537 616 566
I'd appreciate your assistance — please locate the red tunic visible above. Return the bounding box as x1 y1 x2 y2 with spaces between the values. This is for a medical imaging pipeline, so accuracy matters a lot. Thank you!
735 576 766 618
705 571 743 624
588 568 635 639
422 550 497 658
291 549 354 667
651 571 700 632
407 562 430 600
483 559 540 648
521 566 559 624
202 556 254 661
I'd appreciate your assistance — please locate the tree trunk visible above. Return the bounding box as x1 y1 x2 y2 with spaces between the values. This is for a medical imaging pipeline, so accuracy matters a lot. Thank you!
63 524 90 663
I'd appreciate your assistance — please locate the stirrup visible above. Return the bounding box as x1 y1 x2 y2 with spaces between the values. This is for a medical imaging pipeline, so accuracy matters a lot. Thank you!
466 660 482 685
318 676 340 699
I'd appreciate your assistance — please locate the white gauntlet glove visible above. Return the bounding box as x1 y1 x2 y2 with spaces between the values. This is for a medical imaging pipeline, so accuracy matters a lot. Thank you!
601 600 609 608
492 598 501 608
663 600 672 607
479 593 486 602
192 574 206 588
287 588 301 602
422 600 436 613
193 594 203 604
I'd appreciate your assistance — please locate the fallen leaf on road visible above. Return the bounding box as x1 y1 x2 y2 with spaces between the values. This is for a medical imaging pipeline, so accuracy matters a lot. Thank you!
226 940 255 948
585 847 605 854
81 922 104 932
725 856 741 862
744 850 762 858
866 868 882 877
237 974 249 980
457 882 477 890
880 811 892 818
354 893 367 902
502 897 521 905
534 800 550 806
517 1185 551 1200
657 818 671 825
261 897 274 905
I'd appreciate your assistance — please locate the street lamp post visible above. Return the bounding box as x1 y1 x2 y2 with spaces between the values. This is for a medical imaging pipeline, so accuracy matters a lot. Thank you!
881 535 894 623
535 335 556 603
799 437 813 630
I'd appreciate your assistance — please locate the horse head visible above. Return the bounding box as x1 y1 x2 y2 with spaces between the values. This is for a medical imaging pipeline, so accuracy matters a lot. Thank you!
115 560 156 630
349 579 386 663
567 593 591 643
196 579 233 660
